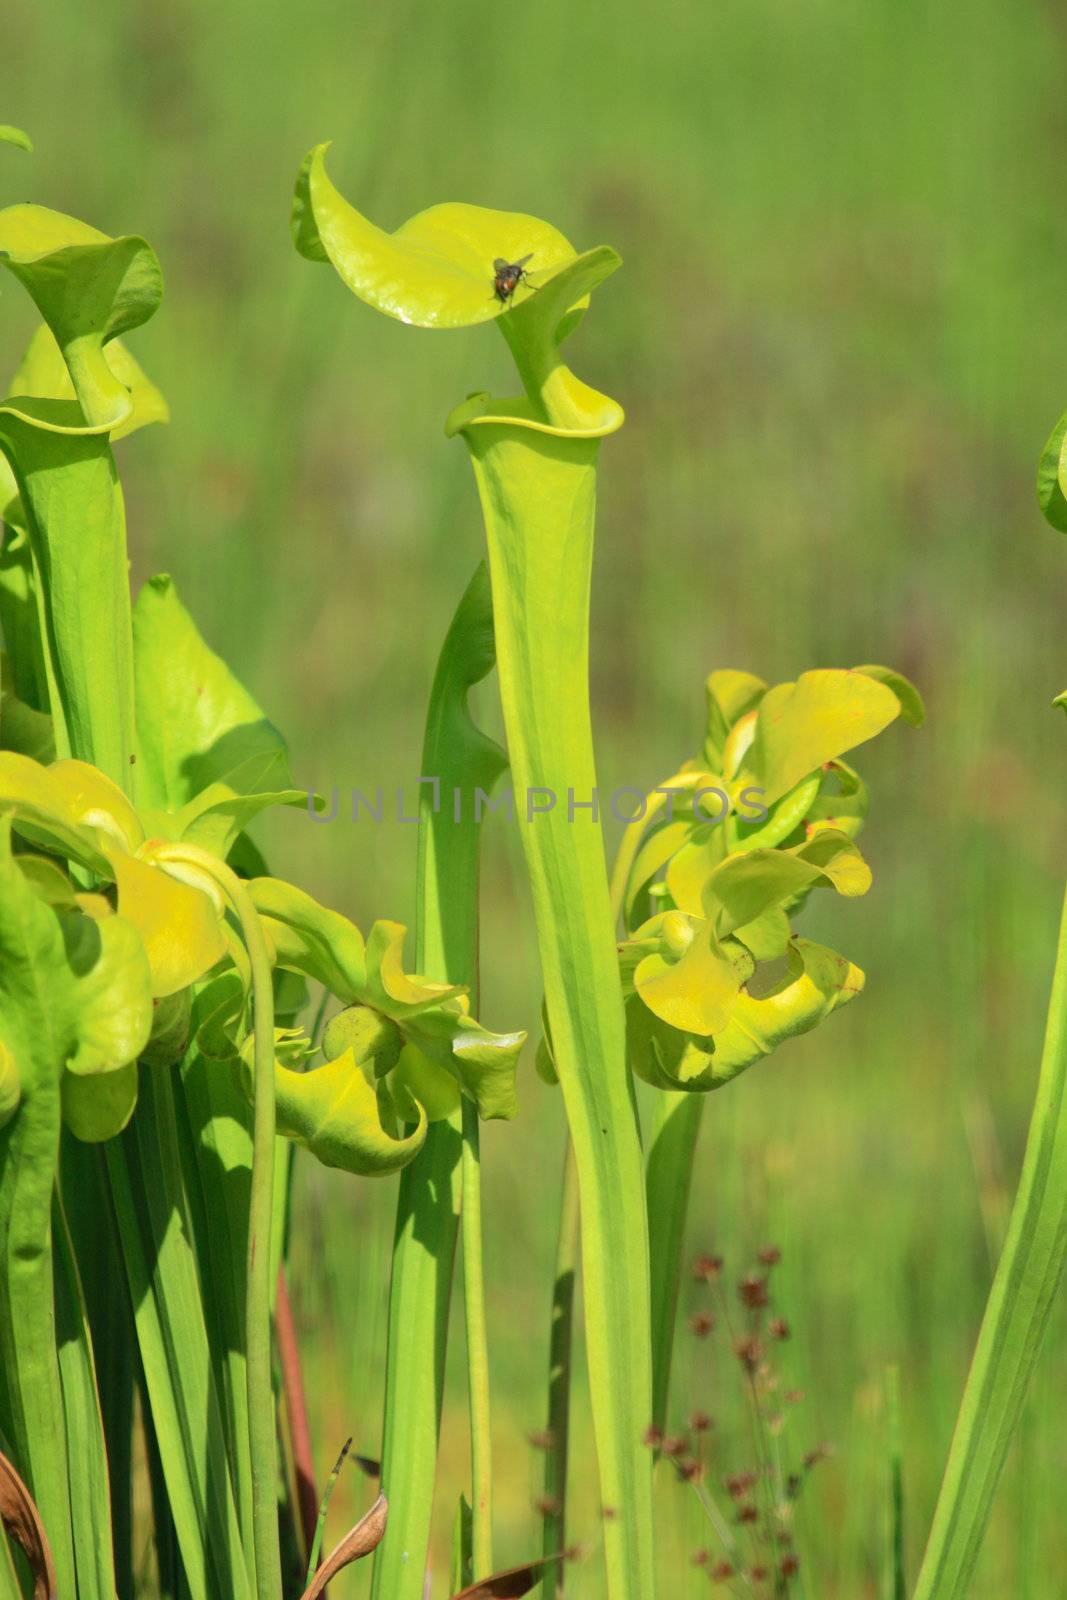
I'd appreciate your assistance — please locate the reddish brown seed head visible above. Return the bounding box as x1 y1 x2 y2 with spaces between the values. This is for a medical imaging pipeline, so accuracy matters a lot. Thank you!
739 1274 770 1310
734 1333 764 1370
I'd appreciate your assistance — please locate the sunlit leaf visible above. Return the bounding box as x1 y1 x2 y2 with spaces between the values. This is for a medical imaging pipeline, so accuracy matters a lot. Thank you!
741 669 902 807
854 663 925 727
132 574 293 811
1037 405 1067 533
704 668 767 764
9 323 168 441
0 205 161 432
271 1042 426 1175
293 143 577 329
707 829 872 934
628 938 864 1092
629 912 753 1035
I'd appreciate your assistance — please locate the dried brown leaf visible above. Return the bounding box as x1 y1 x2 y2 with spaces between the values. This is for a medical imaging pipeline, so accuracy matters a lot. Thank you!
299 1493 388 1600
0 1450 56 1600
449 1552 564 1598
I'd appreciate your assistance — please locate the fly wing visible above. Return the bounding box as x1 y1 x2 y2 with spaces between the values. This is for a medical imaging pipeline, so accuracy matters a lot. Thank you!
492 258 509 273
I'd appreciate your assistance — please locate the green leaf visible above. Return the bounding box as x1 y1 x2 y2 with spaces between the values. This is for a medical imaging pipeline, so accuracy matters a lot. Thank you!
373 565 507 1600
1037 406 1067 532
0 528 48 712
0 817 152 1124
0 751 229 997
164 782 312 858
0 831 74 1594
59 909 152 1078
706 829 872 934
741 668 903 807
0 128 32 153
627 937 864 1091
10 324 168 442
854 663 925 727
52 1193 119 1600
132 573 292 810
628 911 753 1035
293 143 579 329
250 876 369 995
106 1068 253 1600
0 654 53 761
0 415 137 782
0 206 161 433
704 668 767 764
911 886 1067 1600
453 410 656 1598
645 1090 704 1437
271 1041 427 1174
803 757 869 840
296 146 623 436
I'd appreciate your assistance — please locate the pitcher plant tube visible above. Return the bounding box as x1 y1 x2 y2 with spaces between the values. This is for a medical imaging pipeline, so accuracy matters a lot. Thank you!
293 142 655 1599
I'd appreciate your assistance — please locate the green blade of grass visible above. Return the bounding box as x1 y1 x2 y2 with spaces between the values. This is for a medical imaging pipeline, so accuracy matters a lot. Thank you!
646 1090 705 1439
540 1138 579 1594
52 1188 118 1600
884 1365 905 1600
372 563 506 1599
59 1136 136 1598
107 1067 252 1600
912 883 1067 1600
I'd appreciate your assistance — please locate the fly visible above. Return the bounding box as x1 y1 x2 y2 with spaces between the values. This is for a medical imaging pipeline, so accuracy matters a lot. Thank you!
492 253 534 304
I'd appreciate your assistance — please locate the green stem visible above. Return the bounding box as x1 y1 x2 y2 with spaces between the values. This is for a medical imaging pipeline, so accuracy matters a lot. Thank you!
0 1057 74 1596
461 1098 493 1578
156 844 281 1600
373 1119 462 1600
646 1090 705 1438
542 1138 579 1593
912 882 1067 1600
884 1366 905 1600
458 421 655 1599
372 564 504 1600
0 419 136 787
107 1069 250 1600
306 1437 351 1587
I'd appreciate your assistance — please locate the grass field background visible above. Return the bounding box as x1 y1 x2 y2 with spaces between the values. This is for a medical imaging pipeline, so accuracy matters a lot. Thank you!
6 1 1067 1592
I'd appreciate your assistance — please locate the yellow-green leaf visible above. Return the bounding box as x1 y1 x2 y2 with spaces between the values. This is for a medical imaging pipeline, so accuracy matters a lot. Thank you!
742 669 903 807
272 1043 427 1175
293 143 578 329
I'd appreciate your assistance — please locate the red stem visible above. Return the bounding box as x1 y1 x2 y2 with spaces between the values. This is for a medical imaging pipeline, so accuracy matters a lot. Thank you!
276 1264 319 1561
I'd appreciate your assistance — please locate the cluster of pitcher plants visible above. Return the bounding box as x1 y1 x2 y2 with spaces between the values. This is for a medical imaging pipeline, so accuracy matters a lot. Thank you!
0 121 1066 1600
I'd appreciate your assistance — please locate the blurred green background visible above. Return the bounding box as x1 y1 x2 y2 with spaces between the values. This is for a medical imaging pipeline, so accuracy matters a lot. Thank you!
6 0 1067 1592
